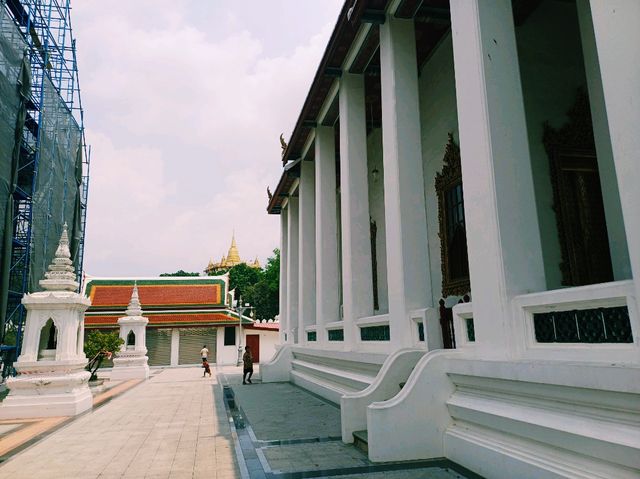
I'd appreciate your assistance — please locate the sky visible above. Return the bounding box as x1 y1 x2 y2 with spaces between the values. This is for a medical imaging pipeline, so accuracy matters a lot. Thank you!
72 0 343 277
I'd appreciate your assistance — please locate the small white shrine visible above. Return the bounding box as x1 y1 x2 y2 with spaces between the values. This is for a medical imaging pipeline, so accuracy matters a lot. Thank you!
110 283 149 380
0 225 92 419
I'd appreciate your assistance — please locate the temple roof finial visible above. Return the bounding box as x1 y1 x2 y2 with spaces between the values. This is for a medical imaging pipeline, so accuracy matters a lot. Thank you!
40 223 78 292
125 281 143 317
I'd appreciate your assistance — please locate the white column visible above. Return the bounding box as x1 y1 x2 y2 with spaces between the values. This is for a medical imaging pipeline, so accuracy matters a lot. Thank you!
170 328 179 366
586 0 640 306
450 0 546 356
339 73 374 349
298 160 316 343
576 0 631 281
315 126 340 346
379 16 432 350
287 196 300 344
55 317 75 361
279 207 289 343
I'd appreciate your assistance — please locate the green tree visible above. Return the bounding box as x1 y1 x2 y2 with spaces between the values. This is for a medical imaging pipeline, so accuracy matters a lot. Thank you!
207 267 229 276
166 249 281 320
84 331 124 381
262 248 280 286
228 263 261 300
160 270 201 277
244 249 280 320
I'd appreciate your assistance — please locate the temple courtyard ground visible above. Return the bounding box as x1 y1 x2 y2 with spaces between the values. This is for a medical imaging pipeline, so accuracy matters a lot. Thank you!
0 366 476 478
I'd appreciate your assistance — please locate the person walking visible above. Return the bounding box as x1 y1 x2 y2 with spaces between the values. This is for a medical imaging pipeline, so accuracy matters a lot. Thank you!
202 358 211 377
200 344 209 361
242 346 253 385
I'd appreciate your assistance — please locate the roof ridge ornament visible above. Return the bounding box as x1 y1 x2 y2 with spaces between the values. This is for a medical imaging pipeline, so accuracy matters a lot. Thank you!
40 223 79 292
280 133 288 157
126 281 143 317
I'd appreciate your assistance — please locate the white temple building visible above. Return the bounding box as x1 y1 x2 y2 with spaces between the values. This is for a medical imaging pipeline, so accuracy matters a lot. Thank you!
263 1 640 477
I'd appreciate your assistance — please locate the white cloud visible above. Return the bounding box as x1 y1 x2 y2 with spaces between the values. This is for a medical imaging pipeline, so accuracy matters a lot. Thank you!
74 1 340 276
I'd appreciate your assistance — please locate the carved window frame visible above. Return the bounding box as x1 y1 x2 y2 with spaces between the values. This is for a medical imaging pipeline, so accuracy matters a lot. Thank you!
542 88 613 286
435 133 470 297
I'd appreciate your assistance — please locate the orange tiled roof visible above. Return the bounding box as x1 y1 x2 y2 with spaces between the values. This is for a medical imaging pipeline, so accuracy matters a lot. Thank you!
246 322 279 331
85 312 244 327
85 279 225 309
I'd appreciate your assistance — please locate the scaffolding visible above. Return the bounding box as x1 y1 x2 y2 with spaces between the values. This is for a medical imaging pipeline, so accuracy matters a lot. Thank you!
0 0 89 359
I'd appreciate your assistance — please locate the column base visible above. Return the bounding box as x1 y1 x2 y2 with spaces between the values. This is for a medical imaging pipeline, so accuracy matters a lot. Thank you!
0 370 92 419
111 352 150 380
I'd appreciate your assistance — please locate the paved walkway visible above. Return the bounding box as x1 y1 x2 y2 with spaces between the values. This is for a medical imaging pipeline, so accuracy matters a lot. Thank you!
0 366 478 478
0 368 238 478
221 372 475 479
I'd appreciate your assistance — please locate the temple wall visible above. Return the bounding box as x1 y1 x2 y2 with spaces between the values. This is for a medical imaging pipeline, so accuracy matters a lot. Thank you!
215 326 279 365
216 327 238 365
416 0 618 303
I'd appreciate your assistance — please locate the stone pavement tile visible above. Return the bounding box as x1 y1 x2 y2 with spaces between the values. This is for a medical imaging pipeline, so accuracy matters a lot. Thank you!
231 382 341 440
325 467 469 478
0 416 69 457
262 441 369 473
0 367 241 479
0 423 20 434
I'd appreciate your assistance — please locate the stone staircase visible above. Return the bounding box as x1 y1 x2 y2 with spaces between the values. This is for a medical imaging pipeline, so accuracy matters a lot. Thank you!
351 381 409 454
289 348 386 405
353 429 369 453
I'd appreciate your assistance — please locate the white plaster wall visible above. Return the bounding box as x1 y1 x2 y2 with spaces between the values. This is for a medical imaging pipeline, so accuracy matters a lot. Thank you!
418 34 461 309
367 128 389 314
215 326 280 365
247 329 279 363
216 326 238 365
515 0 592 290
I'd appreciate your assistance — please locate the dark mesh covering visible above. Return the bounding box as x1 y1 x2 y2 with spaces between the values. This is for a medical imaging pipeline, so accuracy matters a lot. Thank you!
0 4 84 340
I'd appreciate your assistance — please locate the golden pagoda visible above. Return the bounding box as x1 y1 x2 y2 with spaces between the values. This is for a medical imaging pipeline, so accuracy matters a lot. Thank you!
225 235 242 266
204 234 261 274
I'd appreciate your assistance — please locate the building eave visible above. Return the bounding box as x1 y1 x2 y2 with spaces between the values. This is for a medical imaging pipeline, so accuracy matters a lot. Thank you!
267 0 390 214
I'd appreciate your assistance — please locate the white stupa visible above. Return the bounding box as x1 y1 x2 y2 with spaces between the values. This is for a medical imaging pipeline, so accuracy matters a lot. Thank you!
0 224 93 419
110 283 149 380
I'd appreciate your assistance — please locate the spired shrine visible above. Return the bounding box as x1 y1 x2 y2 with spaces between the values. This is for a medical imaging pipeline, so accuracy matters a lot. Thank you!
110 283 150 380
0 225 92 419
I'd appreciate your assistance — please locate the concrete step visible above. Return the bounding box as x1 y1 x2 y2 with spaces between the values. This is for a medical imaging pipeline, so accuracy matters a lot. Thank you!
290 357 378 404
353 429 368 454
291 358 374 391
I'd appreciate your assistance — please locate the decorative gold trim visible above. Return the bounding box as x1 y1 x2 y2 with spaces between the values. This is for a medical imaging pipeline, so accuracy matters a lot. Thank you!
435 133 470 297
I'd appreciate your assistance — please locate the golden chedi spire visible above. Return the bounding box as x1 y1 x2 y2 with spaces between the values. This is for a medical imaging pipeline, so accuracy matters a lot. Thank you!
207 233 261 270
226 233 241 266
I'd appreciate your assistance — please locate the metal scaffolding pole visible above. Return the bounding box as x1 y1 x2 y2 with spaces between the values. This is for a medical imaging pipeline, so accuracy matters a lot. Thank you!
0 0 89 373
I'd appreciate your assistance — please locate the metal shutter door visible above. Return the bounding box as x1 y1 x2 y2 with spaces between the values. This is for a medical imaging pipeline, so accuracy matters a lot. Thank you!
146 328 172 366
178 328 217 365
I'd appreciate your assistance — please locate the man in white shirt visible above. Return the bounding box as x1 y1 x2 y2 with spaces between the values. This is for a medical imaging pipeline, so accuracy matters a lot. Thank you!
200 345 209 361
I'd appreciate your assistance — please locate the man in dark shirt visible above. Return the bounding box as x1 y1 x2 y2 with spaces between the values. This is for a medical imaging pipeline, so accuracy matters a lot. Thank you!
242 346 253 384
